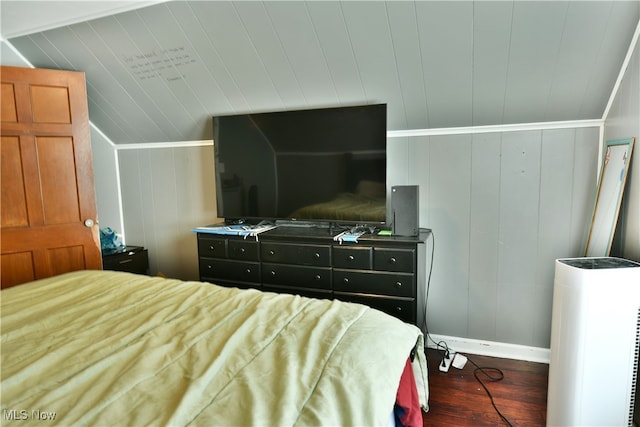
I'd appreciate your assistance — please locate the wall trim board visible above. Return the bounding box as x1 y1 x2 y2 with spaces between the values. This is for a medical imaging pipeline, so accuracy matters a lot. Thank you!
387 119 602 139
91 122 117 148
110 120 603 150
113 148 125 243
89 122 125 242
1 39 33 65
427 333 550 364
602 18 640 121
115 140 214 150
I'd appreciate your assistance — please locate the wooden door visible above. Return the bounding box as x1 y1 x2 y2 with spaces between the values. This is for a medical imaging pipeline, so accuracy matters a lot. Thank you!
1 66 102 288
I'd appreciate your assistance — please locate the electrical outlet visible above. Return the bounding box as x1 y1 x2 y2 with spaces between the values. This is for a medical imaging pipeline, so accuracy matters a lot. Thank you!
439 352 453 372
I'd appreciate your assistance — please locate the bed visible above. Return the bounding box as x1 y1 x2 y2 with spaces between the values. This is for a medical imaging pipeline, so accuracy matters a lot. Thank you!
1 270 428 426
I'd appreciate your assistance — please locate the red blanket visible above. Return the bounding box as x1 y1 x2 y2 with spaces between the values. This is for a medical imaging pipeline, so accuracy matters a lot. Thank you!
395 357 422 427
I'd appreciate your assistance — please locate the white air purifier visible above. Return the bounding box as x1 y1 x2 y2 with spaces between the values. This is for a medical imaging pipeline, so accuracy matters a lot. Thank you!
547 257 640 426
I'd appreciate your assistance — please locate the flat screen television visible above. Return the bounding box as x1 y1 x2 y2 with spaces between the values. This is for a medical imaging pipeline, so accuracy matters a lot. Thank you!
213 103 387 226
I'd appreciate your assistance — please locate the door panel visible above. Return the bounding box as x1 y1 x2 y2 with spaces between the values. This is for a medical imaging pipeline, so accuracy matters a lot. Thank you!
0 136 29 227
48 246 86 276
1 66 101 289
1 252 35 285
30 85 72 124
1 83 18 122
38 136 81 224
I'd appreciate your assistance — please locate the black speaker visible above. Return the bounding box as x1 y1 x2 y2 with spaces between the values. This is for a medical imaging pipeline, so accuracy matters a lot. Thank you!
391 185 419 236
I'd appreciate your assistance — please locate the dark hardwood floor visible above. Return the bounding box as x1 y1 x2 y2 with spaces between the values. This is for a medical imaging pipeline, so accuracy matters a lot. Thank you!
422 348 549 427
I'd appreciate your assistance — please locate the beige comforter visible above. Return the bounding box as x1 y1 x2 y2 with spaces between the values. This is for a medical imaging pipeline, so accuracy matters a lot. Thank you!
1 270 427 426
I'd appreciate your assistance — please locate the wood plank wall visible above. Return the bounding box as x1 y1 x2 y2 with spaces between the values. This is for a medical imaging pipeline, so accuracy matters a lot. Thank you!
114 126 599 349
117 145 219 280
387 127 599 348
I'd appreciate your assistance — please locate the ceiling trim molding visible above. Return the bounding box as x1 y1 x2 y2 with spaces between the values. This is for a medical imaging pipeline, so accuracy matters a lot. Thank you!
602 18 640 121
115 140 214 150
1 1 169 39
387 119 603 139
90 122 117 148
111 119 603 148
1 39 34 67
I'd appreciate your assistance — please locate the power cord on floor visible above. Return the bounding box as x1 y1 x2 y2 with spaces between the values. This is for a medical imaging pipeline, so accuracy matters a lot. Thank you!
420 230 512 425
465 354 514 427
421 230 438 349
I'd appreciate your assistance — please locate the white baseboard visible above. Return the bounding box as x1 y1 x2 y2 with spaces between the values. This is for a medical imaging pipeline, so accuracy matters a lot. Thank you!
426 334 550 364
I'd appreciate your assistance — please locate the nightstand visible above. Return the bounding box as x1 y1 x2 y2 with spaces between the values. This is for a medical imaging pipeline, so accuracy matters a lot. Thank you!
102 246 149 275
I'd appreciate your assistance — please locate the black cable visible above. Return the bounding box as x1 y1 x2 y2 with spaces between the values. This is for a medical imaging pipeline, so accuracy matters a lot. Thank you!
419 229 512 425
420 231 455 368
421 230 436 341
466 355 514 427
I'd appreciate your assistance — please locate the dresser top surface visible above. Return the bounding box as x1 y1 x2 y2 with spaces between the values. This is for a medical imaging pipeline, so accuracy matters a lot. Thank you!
197 224 430 244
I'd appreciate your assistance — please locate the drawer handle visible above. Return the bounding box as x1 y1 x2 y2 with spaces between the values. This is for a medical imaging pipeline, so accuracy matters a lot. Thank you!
269 250 275 256
395 281 402 288
396 306 402 312
315 275 321 281
240 248 246 254
348 255 355 261
209 245 215 251
343 278 349 284
314 253 320 259
118 259 133 264
389 257 397 264
271 270 276 276
246 268 252 274
207 265 212 269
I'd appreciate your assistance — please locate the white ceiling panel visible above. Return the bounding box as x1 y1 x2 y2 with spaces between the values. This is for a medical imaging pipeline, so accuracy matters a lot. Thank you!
71 20 170 142
578 1 640 119
340 2 407 129
306 1 367 106
165 2 244 113
503 1 570 124
92 14 190 141
418 1 474 129
190 1 283 113
264 2 338 106
472 1 514 126
0 1 163 38
233 2 306 108
386 1 429 130
545 1 614 122
2 0 638 144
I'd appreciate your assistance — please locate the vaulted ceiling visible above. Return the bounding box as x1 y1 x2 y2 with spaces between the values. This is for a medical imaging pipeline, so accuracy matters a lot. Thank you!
1 1 639 144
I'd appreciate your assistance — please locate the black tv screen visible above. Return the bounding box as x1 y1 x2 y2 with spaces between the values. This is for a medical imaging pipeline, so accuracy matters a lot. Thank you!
213 104 387 225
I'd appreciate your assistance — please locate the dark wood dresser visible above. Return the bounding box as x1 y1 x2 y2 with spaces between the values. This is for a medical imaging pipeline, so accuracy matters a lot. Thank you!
196 226 429 327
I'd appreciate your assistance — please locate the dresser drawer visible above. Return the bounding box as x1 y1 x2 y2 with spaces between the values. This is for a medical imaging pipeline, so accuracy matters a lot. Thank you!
334 293 415 324
333 246 372 269
228 240 259 261
261 242 330 266
333 269 414 298
262 263 331 290
374 248 415 272
196 227 426 328
200 258 260 283
198 237 226 258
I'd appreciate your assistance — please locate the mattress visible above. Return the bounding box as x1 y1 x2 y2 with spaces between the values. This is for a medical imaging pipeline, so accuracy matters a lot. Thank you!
1 270 428 426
